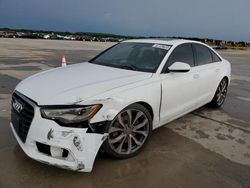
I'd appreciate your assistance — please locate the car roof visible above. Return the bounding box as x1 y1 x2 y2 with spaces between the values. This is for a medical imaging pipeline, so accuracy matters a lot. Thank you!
122 38 203 46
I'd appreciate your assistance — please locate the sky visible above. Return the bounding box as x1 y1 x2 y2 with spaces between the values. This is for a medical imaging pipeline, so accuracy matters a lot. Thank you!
0 0 250 42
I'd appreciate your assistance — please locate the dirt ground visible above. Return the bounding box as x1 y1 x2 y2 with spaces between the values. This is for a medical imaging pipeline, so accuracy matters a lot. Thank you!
0 38 250 188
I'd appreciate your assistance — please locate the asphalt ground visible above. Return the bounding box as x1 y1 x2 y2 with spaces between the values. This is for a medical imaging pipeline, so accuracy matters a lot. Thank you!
0 38 250 188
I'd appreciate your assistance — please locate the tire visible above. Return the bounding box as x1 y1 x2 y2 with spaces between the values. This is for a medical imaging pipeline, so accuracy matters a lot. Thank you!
102 103 152 159
210 77 228 108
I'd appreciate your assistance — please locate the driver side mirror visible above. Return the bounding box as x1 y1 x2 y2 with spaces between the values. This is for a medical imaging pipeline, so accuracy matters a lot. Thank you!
168 62 191 73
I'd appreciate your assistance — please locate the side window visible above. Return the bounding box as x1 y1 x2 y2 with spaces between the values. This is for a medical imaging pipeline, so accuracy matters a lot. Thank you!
167 43 194 67
210 50 221 62
193 44 213 65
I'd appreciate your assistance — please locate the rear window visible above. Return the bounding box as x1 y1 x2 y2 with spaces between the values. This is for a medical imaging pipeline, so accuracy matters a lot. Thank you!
193 44 213 66
210 50 221 62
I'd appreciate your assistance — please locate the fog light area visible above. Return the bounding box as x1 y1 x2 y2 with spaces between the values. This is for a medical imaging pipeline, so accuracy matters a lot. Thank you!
36 142 74 161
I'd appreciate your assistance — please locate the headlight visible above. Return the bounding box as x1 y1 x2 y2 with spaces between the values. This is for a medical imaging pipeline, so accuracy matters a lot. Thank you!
40 104 102 126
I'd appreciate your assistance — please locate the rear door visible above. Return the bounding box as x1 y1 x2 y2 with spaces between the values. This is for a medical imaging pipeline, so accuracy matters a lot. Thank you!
192 44 222 105
160 43 199 123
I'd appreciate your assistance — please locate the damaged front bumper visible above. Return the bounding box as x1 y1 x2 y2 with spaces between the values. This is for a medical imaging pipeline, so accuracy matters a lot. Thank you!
10 99 107 172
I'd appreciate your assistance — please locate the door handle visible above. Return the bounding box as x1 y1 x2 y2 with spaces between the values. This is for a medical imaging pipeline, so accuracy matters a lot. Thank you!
193 74 199 79
216 68 220 73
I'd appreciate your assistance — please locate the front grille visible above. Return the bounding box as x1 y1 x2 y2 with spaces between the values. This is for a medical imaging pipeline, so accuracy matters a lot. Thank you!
11 92 35 143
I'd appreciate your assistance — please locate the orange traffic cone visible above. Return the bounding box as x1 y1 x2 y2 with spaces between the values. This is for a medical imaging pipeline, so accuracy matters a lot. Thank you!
61 55 67 67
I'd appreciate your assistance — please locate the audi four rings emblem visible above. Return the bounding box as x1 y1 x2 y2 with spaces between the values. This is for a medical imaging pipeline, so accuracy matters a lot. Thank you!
12 100 23 113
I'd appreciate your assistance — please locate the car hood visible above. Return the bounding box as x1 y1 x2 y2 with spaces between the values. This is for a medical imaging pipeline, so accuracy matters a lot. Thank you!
15 62 152 105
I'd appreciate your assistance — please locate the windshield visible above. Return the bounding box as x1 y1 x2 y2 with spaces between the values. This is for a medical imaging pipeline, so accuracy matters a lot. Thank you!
90 42 170 73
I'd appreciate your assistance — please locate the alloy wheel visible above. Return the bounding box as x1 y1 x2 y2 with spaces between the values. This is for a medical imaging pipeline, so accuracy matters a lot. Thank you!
216 79 228 106
108 109 150 155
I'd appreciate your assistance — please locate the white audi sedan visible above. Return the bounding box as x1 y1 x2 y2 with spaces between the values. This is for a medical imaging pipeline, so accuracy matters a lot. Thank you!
11 39 231 172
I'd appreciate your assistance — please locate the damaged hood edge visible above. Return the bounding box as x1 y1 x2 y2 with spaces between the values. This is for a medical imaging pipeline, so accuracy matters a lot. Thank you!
15 62 152 105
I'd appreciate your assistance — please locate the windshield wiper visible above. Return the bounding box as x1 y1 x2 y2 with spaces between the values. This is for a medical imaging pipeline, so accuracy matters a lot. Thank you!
120 64 139 71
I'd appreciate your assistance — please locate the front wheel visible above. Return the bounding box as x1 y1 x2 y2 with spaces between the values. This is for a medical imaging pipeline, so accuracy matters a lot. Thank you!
102 104 152 159
210 78 228 108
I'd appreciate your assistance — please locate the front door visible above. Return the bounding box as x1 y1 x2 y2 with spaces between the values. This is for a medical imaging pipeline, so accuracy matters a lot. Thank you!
159 43 199 123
